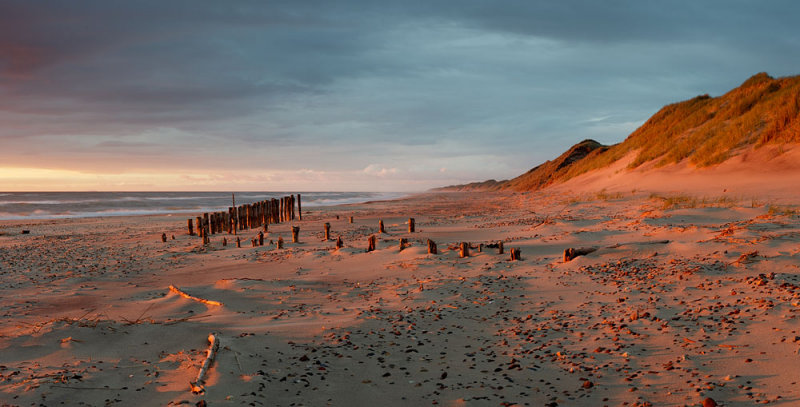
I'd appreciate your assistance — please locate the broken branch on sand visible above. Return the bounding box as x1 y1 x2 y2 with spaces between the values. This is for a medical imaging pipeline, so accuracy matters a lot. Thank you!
190 333 220 394
168 285 223 306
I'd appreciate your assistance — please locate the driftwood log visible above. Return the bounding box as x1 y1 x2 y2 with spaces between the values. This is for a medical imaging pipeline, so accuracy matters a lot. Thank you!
563 247 598 262
190 333 220 394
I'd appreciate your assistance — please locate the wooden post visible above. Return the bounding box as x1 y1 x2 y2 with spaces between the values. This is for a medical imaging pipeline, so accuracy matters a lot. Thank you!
336 236 343 249
264 222 268 232
203 221 210 245
510 248 521 261
290 195 295 220
427 239 437 254
379 220 385 234
252 238 257 247
291 226 299 243
324 223 331 240
349 216 354 224
399 238 408 251
297 194 302 220
236 237 241 248
408 218 415 233
203 213 210 236
498 241 504 255
196 216 204 239
258 231 264 246
188 219 194 236
367 235 376 252
209 213 216 235
228 207 234 235
161 233 167 243
459 242 469 258
479 243 483 253
277 236 284 249
222 237 227 247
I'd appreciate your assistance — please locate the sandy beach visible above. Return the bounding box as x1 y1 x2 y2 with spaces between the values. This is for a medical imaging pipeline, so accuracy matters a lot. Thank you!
1 189 798 407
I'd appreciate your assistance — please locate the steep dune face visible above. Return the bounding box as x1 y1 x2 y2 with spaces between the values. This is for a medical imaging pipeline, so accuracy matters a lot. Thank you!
437 72 800 193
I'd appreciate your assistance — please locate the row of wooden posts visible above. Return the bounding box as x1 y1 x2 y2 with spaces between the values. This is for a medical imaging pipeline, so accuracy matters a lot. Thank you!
184 207 523 260
187 194 301 244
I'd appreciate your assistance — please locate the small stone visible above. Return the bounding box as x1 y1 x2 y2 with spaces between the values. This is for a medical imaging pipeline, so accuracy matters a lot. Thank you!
582 380 594 389
702 397 718 407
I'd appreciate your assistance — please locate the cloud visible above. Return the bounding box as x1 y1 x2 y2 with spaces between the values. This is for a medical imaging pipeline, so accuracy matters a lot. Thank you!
0 1 799 190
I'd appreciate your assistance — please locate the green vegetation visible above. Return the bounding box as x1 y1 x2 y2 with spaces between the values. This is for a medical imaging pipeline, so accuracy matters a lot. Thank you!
650 193 739 210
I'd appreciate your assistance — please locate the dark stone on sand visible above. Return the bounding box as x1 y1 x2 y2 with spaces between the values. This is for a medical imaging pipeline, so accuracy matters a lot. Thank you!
703 397 718 407
582 380 593 389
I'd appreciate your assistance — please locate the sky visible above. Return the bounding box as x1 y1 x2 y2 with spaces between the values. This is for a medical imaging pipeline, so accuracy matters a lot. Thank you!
1 1 799 192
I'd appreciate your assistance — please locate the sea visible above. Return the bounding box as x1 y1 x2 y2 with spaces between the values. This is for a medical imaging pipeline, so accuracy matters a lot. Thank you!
0 192 408 220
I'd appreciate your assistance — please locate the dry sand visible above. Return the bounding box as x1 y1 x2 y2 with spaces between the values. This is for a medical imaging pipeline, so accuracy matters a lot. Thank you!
1 189 799 406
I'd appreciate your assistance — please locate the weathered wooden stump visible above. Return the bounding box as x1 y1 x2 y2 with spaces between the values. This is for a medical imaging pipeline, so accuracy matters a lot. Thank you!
379 220 385 234
187 219 194 236
498 241 504 255
563 247 597 262
427 239 437 254
277 236 284 249
236 237 241 248
349 216 354 224
258 231 264 246
251 238 257 247
222 237 227 247
297 194 302 220
510 248 521 261
367 235 377 252
292 226 300 243
479 243 483 252
408 218 415 233
399 238 408 251
324 223 331 240
196 216 204 238
336 236 343 249
161 233 167 243
203 213 210 235
460 242 469 258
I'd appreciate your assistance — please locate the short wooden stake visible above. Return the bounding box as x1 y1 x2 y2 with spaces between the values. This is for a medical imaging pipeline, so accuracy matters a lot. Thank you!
324 223 331 240
277 236 284 249
427 239 437 254
251 238 257 247
336 236 343 249
399 238 408 251
379 220 385 234
498 241 504 255
258 231 264 246
196 216 204 238
203 213 210 235
459 242 469 258
349 216 354 224
222 237 227 247
292 226 300 243
479 243 483 252
367 235 376 252
510 248 521 261
563 247 597 262
236 237 241 248
187 219 194 236
161 233 167 243
408 218 415 233
298 194 302 220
